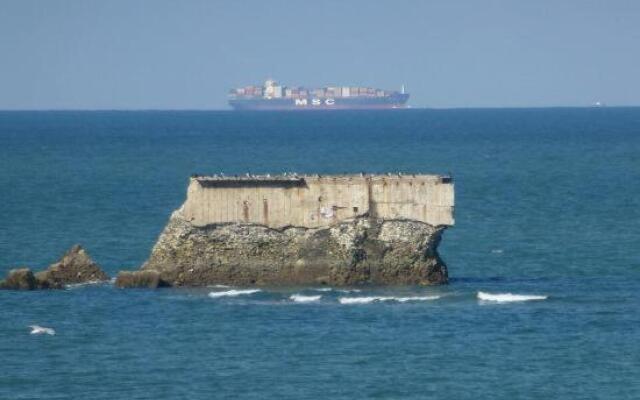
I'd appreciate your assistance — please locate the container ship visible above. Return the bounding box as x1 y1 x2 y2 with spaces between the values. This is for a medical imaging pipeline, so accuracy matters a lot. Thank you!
229 79 409 110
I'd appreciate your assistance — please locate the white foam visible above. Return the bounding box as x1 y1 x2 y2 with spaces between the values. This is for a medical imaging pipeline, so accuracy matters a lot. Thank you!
65 280 103 289
477 291 547 303
29 325 55 335
337 288 362 293
338 295 440 304
212 284 231 288
208 289 261 298
491 249 504 254
338 296 380 304
312 287 361 293
289 294 322 303
394 296 441 303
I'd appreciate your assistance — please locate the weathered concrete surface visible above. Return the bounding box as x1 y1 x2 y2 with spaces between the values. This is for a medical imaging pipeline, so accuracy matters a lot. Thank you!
184 174 454 229
115 270 167 289
140 174 454 287
0 245 109 290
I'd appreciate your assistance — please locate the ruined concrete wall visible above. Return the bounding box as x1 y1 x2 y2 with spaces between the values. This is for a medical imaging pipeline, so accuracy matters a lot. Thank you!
183 174 454 229
142 174 455 286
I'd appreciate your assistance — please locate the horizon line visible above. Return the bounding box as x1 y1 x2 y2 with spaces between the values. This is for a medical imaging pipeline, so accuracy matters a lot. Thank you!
0 105 638 112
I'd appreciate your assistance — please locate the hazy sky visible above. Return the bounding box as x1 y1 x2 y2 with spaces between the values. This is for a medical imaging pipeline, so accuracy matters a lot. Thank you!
1 0 639 109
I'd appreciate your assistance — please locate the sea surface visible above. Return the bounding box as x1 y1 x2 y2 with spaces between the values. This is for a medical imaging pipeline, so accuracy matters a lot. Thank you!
0 109 639 399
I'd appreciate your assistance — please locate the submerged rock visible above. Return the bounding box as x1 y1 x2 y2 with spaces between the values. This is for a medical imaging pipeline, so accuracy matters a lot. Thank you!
115 270 167 289
141 208 448 287
0 245 109 290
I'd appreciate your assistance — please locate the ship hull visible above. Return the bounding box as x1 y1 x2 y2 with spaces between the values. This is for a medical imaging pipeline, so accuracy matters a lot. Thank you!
229 94 409 110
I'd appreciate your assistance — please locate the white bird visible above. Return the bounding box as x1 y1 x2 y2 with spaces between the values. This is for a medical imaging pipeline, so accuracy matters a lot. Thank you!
29 325 55 335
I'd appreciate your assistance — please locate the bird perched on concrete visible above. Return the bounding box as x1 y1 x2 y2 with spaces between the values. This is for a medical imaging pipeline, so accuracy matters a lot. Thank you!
29 325 55 335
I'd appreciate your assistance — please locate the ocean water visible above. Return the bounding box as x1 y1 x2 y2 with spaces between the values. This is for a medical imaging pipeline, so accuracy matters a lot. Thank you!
0 109 639 399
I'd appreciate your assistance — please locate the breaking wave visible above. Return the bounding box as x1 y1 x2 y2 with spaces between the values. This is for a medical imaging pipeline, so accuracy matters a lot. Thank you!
338 295 440 304
312 287 361 293
477 291 547 302
208 289 262 298
289 294 322 303
65 280 104 289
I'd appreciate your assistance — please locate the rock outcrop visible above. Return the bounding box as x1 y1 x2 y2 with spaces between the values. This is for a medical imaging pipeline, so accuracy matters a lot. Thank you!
115 270 167 289
141 207 448 286
0 245 109 290
0 268 38 290
38 244 109 287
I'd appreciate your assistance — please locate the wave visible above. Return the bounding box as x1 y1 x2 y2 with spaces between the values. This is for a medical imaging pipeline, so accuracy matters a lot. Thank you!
29 325 55 335
312 287 361 293
289 294 322 303
65 280 105 289
208 289 261 298
338 295 440 304
393 296 441 303
477 291 547 302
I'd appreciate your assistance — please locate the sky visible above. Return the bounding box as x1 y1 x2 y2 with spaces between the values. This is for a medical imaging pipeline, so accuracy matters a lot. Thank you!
1 0 639 109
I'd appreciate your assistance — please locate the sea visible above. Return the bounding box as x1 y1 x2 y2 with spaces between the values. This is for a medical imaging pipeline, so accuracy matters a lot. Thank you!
0 109 638 399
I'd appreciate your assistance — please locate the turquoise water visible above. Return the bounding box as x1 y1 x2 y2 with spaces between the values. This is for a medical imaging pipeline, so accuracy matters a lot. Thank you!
1 109 639 398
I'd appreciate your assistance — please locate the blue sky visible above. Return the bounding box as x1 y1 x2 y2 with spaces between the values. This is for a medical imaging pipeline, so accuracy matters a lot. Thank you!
1 0 639 109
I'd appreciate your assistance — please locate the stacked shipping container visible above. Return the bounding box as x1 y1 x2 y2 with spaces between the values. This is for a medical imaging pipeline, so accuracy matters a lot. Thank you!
230 80 397 100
